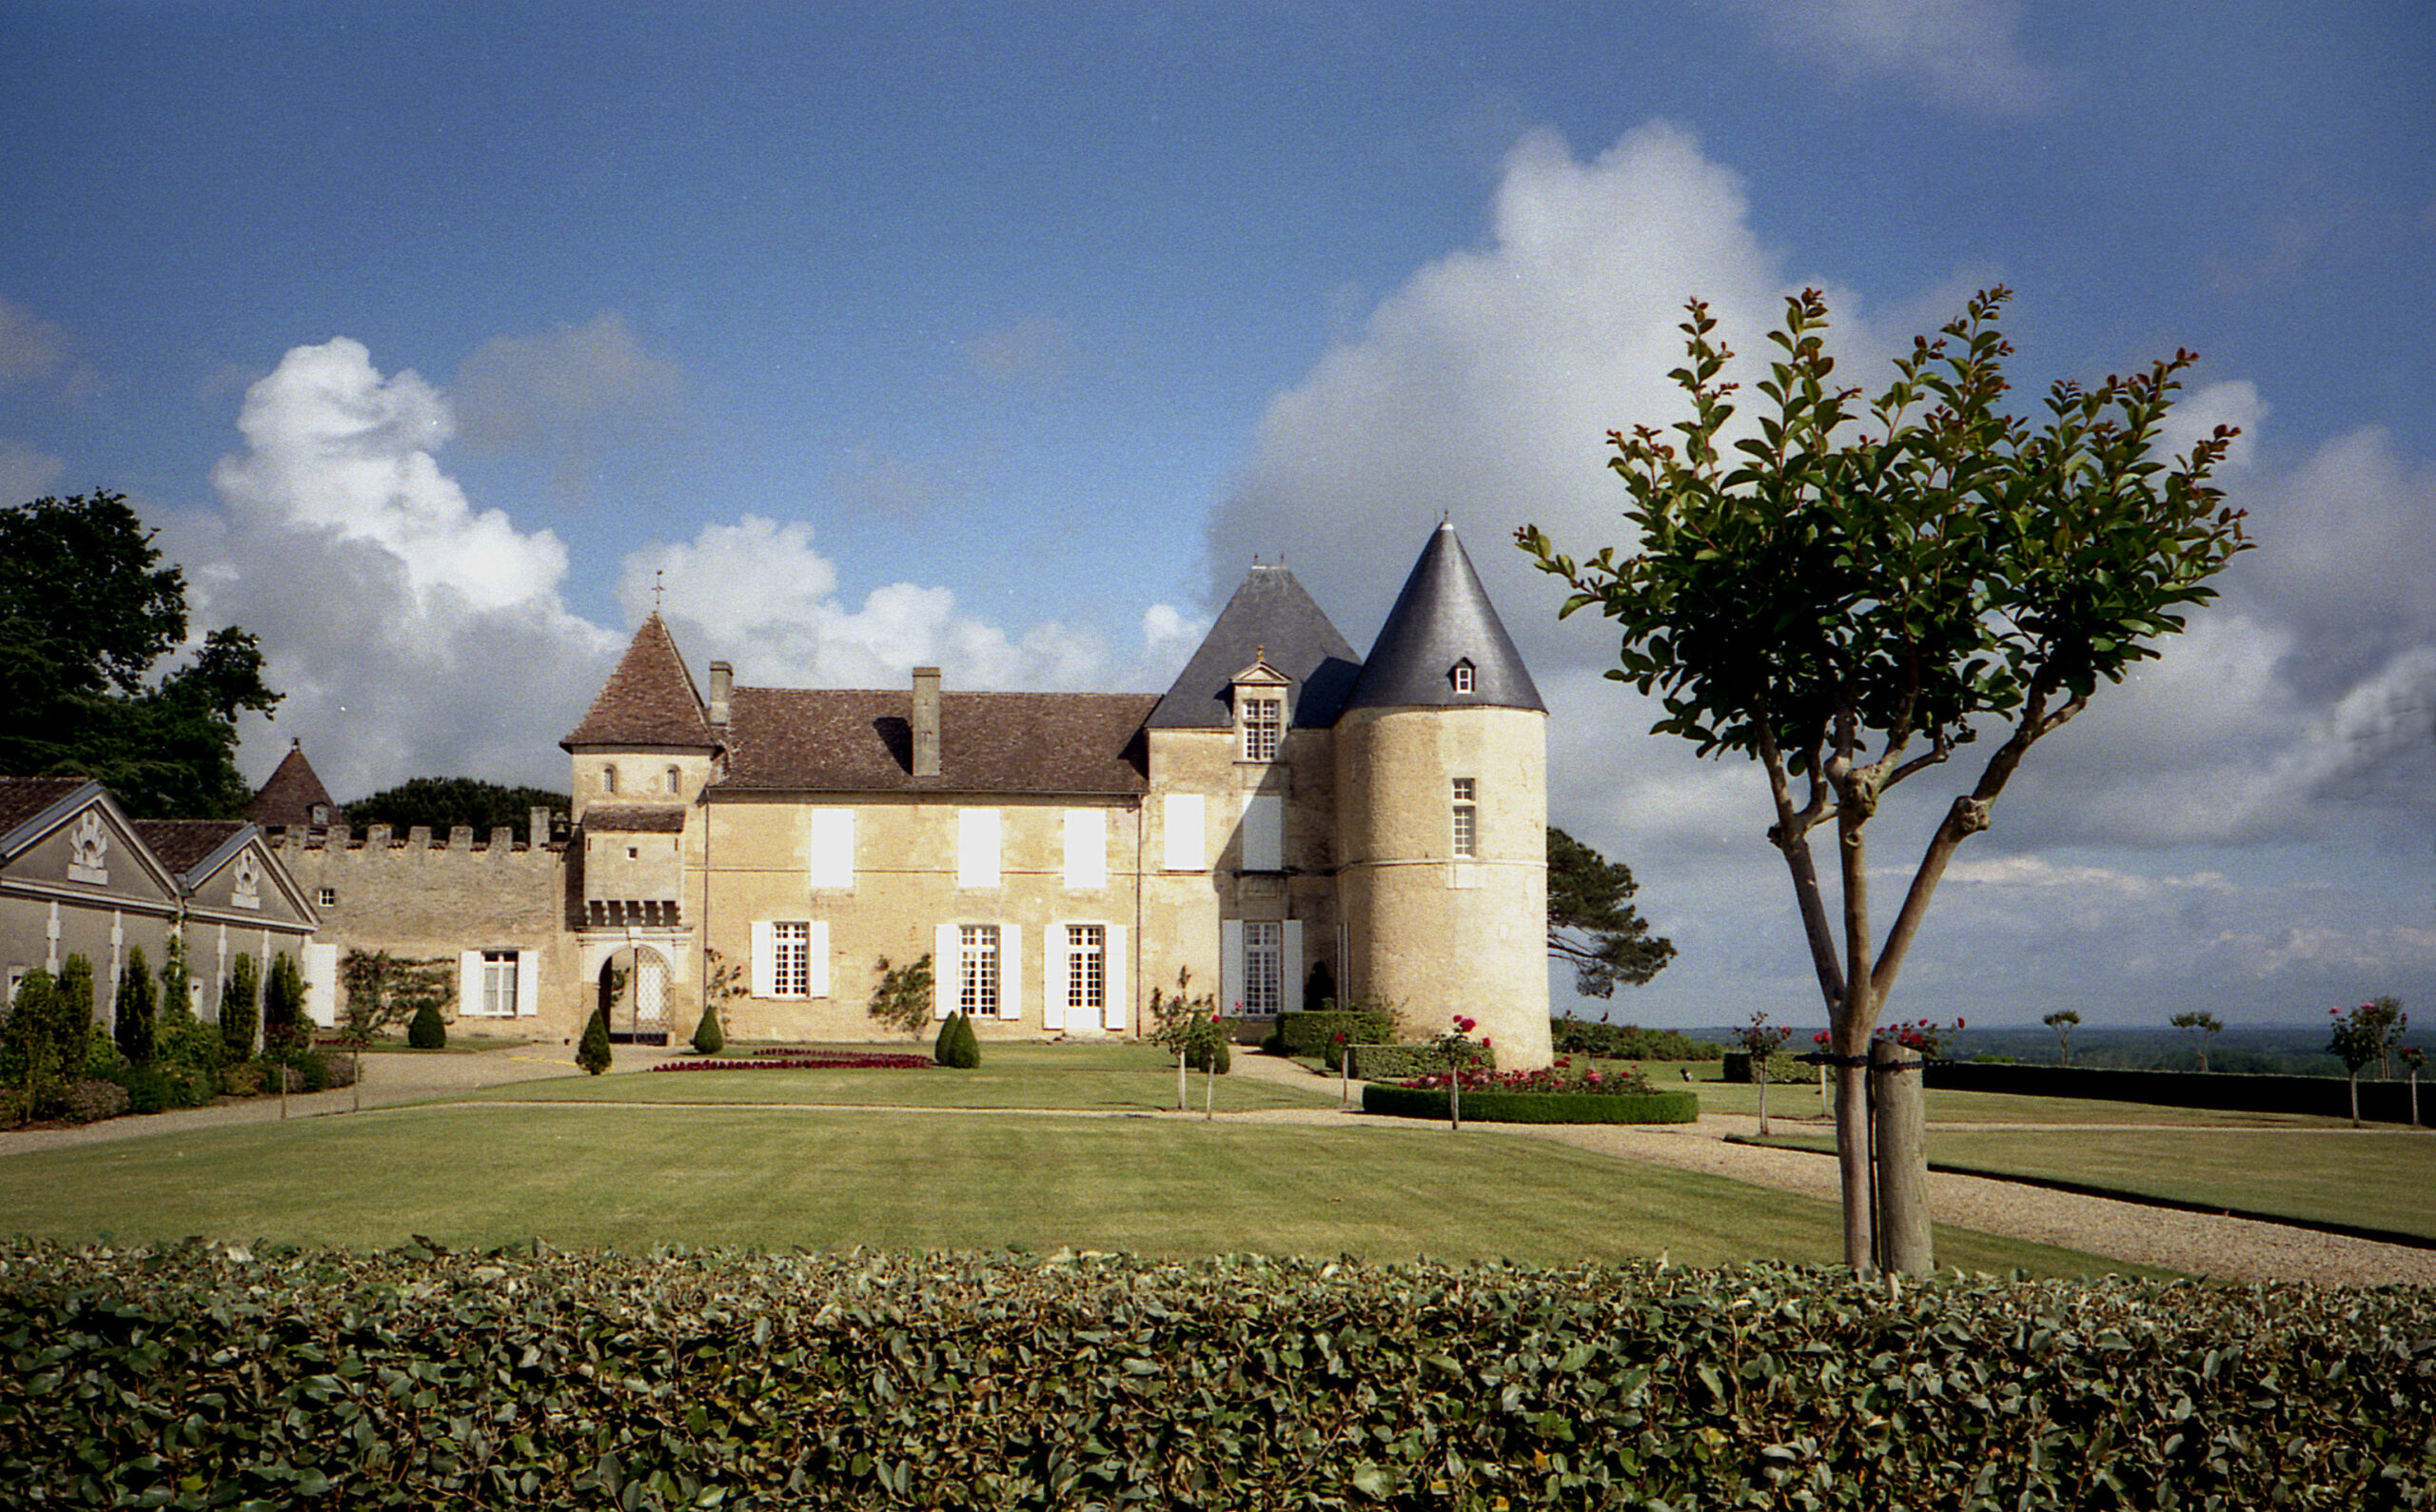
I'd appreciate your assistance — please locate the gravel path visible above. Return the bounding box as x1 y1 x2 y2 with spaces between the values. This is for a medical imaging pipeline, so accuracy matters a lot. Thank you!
7 1045 2428 1287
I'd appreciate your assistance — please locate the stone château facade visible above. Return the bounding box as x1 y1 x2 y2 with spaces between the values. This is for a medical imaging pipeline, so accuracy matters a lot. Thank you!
268 522 1555 1065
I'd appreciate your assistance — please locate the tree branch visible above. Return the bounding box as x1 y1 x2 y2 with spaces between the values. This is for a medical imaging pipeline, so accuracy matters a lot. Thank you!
1757 718 1847 1011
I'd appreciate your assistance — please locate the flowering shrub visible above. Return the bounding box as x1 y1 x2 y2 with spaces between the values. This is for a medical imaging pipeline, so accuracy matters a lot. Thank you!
1811 1019 1966 1060
1398 1056 1655 1096
652 1052 931 1073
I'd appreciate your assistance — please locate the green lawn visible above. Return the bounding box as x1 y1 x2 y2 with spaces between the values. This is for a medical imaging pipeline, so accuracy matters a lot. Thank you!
0 1104 2155 1276
485 1043 1339 1111
1756 1126 2436 1242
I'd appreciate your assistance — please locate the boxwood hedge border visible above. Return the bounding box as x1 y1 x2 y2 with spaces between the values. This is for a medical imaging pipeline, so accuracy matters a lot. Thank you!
1362 1084 1699 1123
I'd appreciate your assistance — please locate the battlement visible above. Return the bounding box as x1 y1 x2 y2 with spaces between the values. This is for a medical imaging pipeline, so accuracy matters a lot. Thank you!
263 805 567 858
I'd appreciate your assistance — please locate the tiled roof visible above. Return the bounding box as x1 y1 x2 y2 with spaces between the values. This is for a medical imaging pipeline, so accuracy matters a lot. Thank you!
583 805 688 834
1345 521 1545 713
1147 564 1364 730
717 688 1158 795
132 819 248 875
0 776 95 838
562 614 714 749
248 741 338 827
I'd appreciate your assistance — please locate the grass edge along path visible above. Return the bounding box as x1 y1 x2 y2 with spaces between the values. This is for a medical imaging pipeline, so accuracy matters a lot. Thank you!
0 1102 2162 1278
1744 1128 2436 1247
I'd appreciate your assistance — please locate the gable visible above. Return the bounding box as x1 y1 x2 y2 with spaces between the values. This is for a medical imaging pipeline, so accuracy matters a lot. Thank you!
0 790 181 910
177 833 318 929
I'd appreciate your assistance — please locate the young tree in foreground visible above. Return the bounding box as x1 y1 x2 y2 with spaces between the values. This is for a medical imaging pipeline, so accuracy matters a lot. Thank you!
577 1006 615 1076
1546 827 1677 997
2042 1008 2081 1067
1520 287 2251 1269
2170 1010 2224 1072
2328 997 2407 1128
1736 1011 1796 1138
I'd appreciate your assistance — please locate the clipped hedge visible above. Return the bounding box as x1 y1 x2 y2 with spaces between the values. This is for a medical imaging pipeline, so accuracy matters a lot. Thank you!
1364 1084 1699 1124
1346 1041 1498 1081
0 1242 2428 1510
1276 1008 1397 1066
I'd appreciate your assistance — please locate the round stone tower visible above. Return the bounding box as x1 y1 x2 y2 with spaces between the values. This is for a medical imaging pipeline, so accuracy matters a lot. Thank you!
1333 521 1551 1069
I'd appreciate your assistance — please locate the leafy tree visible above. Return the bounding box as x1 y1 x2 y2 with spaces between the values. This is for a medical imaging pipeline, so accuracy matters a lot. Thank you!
0 492 282 817
6 969 60 1122
1147 968 1220 1111
1546 827 1676 997
219 953 260 1063
1736 1011 1796 1138
577 1006 615 1075
867 953 936 1035
113 946 157 1068
337 951 452 1109
2170 1010 2225 1072
2328 997 2407 1128
343 776 569 835
694 946 742 1053
1520 288 2252 1268
2042 1009 2081 1067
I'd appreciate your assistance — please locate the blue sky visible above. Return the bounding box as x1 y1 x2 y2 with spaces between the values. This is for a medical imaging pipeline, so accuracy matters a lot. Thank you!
4 2 2430 1029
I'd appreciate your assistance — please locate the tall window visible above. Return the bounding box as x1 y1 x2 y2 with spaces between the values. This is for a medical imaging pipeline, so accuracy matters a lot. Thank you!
602 765 619 795
481 951 520 1016
770 922 810 997
1451 778 1478 858
1242 697 1283 761
1243 921 1282 1015
959 924 1000 1016
1067 925 1105 1016
664 765 681 795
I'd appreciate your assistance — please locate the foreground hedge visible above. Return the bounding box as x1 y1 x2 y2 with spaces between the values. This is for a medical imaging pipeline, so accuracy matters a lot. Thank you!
1345 1042 1499 1081
6 1243 2426 1510
1364 1085 1699 1124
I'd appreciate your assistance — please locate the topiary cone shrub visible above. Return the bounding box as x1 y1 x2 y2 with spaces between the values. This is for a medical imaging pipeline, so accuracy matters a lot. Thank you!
576 1008 613 1076
692 1002 725 1055
406 1000 446 1050
1188 1036 1231 1074
937 1012 982 1069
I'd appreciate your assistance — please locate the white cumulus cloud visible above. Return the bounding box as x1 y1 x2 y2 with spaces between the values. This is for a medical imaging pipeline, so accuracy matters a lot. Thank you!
1728 0 2056 117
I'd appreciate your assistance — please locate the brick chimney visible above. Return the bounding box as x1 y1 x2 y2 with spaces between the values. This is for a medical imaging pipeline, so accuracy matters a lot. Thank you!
912 666 941 778
708 660 732 725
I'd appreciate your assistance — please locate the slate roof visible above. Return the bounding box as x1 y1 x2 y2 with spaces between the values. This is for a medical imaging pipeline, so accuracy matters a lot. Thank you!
583 805 688 834
562 614 715 749
1345 521 1545 713
717 688 1159 795
132 819 249 877
0 776 94 839
1146 564 1363 730
248 741 339 827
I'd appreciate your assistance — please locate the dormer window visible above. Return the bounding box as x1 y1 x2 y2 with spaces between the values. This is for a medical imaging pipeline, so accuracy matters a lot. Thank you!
308 802 330 826
1242 697 1283 761
1451 660 1476 695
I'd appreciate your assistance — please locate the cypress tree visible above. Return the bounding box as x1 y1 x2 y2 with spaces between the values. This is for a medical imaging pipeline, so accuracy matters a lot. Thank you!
54 955 94 1078
692 1001 725 1055
577 1007 614 1075
114 947 157 1068
220 953 259 1062
9 969 58 1116
933 1012 958 1066
945 1011 982 1069
263 952 307 1052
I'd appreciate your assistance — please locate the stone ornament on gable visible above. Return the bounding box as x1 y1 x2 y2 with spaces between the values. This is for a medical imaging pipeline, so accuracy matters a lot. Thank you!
68 810 109 885
233 850 262 910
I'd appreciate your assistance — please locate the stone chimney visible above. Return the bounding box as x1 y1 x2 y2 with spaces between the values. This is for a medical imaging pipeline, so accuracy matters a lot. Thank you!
529 807 552 849
709 660 732 725
912 666 942 778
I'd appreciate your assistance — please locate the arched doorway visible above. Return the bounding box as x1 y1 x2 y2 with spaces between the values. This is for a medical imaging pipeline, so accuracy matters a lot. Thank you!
599 946 672 1044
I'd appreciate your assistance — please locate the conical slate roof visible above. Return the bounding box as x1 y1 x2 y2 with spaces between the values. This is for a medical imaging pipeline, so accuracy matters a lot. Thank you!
561 614 715 749
1147 564 1363 730
248 740 338 826
1344 521 1545 713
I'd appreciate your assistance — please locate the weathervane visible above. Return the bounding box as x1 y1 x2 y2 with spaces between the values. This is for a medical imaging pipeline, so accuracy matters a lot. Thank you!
653 568 665 613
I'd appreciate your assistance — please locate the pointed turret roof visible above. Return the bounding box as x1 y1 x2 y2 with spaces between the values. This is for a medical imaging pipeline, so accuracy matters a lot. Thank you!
1344 521 1545 713
249 740 339 827
561 614 715 749
1147 564 1363 730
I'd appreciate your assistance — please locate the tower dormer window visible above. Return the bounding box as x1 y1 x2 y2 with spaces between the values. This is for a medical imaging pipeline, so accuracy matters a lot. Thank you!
1451 660 1476 695
602 765 619 795
1242 696 1283 761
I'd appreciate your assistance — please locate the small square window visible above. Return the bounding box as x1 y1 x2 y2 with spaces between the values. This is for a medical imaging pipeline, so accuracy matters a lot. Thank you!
316 886 337 908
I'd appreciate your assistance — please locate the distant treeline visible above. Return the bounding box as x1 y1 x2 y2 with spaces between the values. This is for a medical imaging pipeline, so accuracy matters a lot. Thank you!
341 777 571 836
1569 1021 2379 1079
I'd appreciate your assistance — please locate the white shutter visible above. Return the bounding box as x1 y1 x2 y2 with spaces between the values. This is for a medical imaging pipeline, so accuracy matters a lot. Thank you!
514 951 540 1016
1164 794 1205 872
933 923 957 1018
806 921 832 997
1104 924 1128 1031
1283 921 1304 1013
1242 793 1282 872
1063 809 1106 890
1220 918 1245 1018
751 921 776 998
808 810 855 890
1044 923 1069 1032
1000 926 1023 1021
304 942 339 1028
958 809 1001 889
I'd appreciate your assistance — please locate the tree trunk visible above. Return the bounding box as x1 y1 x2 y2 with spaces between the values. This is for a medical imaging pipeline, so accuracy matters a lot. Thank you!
1205 1059 1214 1122
1177 1051 1188 1112
2349 1070 2361 1129
1756 1069 1770 1138
1871 1038 1932 1275
1835 1054 1872 1267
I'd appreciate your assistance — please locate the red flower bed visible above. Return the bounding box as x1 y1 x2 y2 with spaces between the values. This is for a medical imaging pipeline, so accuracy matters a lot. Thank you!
652 1052 932 1072
1396 1055 1656 1096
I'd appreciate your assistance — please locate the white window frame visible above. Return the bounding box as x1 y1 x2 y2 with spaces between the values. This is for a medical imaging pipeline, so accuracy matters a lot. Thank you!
1452 662 1476 694
456 948 538 1019
1241 696 1283 761
1452 777 1478 859
959 924 999 1017
751 920 832 998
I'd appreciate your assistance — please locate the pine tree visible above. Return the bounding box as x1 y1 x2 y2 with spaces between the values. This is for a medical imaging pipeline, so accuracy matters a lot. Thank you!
577 1007 614 1075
